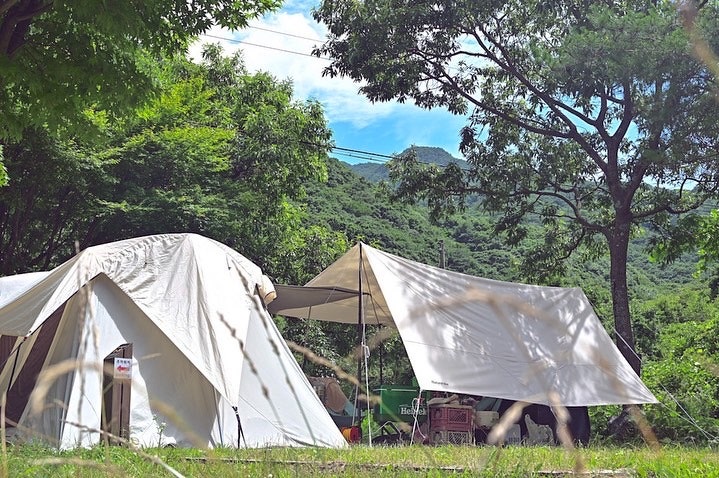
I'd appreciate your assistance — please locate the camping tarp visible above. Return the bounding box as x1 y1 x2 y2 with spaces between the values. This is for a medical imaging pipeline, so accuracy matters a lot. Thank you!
268 242 657 407
0 234 346 449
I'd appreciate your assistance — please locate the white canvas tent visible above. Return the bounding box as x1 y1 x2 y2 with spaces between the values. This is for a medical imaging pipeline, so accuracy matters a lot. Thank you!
268 242 657 407
0 233 346 449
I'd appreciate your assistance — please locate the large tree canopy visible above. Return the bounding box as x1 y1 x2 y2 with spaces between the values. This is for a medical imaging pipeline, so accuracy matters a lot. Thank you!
0 46 341 279
0 0 280 186
313 0 719 374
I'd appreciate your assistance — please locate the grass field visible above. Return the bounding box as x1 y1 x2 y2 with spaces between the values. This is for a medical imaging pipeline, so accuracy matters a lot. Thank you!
4 443 719 478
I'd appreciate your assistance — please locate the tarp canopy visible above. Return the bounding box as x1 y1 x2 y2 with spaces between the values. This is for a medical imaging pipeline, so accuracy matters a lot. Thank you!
0 234 346 449
268 242 657 407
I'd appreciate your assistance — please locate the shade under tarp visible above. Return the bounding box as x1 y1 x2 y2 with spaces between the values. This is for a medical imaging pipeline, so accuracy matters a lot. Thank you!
267 285 362 317
269 242 657 407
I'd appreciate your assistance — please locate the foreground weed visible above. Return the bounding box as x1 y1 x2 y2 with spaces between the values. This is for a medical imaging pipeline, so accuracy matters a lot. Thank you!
5 443 719 477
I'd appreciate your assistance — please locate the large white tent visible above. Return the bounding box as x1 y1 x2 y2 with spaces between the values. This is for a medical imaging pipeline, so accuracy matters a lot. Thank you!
268 242 657 407
0 234 346 449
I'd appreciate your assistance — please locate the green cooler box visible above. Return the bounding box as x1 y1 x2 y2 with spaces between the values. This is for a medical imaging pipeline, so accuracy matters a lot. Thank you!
373 385 430 424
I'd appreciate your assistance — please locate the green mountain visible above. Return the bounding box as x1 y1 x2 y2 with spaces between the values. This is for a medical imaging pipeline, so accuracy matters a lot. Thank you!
349 162 389 183
299 155 719 443
349 145 469 182
304 155 702 319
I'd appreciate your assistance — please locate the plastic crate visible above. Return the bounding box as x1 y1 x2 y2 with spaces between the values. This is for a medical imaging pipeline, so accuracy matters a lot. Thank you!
429 429 474 446
373 385 429 423
429 404 473 432
474 410 499 428
506 424 522 445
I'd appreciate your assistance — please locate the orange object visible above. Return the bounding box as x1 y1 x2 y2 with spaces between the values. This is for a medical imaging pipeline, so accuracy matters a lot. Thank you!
341 426 361 443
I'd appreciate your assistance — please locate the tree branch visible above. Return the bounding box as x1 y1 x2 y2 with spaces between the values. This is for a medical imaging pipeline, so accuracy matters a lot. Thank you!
468 20 608 168
0 0 53 57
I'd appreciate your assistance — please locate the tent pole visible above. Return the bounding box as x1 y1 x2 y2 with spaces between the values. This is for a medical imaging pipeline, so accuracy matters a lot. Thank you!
378 326 384 385
354 304 363 404
352 247 362 414
357 244 365 376
355 243 373 445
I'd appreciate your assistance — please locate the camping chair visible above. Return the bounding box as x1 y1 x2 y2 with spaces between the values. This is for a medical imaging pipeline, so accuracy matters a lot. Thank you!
372 421 410 445
309 377 364 440
327 397 363 428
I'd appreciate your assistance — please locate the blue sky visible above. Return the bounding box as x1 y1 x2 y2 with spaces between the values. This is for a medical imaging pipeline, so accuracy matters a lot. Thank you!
190 2 468 164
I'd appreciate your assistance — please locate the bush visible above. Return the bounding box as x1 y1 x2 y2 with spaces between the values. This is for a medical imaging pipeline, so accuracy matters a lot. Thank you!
638 316 719 443
642 356 719 443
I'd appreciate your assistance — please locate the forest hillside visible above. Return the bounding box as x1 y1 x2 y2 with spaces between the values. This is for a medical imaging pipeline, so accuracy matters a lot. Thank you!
291 148 719 443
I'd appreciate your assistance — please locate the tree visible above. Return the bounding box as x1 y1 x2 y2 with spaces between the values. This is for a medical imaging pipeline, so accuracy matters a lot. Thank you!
0 46 339 278
651 208 719 274
0 128 115 275
89 47 339 272
313 0 719 374
0 0 280 186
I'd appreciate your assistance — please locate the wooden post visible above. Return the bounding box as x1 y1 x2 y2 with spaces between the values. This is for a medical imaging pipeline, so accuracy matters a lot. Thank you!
102 343 132 445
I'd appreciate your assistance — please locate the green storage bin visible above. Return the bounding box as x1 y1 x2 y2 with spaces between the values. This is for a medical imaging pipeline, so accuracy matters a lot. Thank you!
373 385 430 423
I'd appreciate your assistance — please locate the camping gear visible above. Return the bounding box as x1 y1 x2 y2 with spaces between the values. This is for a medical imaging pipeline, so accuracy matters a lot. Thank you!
428 403 474 445
268 242 657 408
506 424 522 445
373 385 429 424
309 376 363 440
475 411 500 428
0 234 346 449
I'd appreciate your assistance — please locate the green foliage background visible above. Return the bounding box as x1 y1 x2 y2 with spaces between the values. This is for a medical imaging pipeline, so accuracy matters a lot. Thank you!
294 148 719 444
0 27 718 445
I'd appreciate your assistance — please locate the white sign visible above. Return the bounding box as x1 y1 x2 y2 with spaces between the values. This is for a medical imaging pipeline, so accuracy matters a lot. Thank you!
114 357 132 379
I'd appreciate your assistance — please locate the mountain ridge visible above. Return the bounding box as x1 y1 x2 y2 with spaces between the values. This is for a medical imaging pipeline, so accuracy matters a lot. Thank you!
348 145 469 182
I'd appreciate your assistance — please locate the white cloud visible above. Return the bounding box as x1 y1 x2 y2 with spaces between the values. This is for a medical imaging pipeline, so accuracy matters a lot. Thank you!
188 8 470 160
190 12 417 129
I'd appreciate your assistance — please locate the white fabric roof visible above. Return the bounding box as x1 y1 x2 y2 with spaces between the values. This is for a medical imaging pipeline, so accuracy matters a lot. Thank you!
0 234 346 448
271 242 657 407
0 271 50 309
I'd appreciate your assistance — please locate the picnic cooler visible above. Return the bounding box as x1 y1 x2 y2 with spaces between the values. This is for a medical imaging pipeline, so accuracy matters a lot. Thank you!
373 385 430 423
429 404 474 445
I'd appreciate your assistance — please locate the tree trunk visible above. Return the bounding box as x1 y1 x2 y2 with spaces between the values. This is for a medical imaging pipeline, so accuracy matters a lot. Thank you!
607 220 641 376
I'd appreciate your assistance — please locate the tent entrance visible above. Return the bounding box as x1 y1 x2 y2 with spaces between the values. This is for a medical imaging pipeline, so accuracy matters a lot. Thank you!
1 305 64 429
102 343 132 445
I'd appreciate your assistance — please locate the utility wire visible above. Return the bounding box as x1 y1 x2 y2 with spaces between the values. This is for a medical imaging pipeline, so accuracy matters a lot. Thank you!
247 25 323 43
299 141 396 164
201 33 328 60
332 151 390 164
331 145 465 167
301 140 467 166
202 28 467 75
199 34 467 165
331 145 395 160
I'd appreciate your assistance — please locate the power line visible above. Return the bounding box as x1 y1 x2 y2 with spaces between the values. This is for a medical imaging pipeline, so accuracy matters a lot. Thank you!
200 33 330 61
202 23 471 75
333 152 383 162
247 25 323 43
331 145 395 160
332 151 391 164
300 141 395 164
301 141 464 166
330 147 468 168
